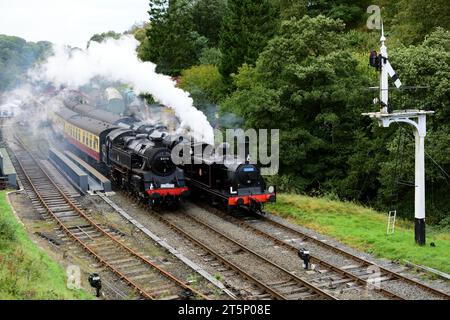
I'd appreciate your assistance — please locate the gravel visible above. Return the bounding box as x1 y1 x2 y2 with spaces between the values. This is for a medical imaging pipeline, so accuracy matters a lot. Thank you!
10 121 449 300
251 209 450 300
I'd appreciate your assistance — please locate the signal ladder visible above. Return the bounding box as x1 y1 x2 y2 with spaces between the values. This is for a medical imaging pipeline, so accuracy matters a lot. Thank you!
387 210 397 235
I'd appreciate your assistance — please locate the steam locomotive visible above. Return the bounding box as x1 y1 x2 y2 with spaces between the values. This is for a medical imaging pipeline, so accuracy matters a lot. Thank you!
49 99 189 206
49 89 275 211
180 142 276 213
106 127 189 206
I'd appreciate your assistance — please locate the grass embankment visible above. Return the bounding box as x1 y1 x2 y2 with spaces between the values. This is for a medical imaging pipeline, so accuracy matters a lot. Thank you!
0 191 90 299
267 194 450 274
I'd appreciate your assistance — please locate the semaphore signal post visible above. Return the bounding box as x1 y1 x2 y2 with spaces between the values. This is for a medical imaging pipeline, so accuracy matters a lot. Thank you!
362 23 434 246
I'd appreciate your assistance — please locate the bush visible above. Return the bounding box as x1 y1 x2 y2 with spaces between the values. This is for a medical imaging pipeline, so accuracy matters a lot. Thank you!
199 48 222 66
0 218 16 244
179 64 226 103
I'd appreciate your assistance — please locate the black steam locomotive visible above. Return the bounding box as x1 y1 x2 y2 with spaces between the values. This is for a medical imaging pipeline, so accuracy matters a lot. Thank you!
50 101 189 207
106 127 189 206
50 89 275 211
180 142 276 213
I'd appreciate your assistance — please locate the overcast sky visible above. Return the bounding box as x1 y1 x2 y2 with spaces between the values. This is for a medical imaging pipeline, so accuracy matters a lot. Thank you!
0 0 149 48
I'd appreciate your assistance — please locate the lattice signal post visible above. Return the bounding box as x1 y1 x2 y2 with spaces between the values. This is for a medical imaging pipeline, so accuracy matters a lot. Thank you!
363 24 433 246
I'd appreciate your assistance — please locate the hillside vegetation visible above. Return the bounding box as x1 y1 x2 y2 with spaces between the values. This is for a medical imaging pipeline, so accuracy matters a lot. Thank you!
1 0 449 226
267 194 450 273
0 191 90 299
133 0 450 226
0 35 51 92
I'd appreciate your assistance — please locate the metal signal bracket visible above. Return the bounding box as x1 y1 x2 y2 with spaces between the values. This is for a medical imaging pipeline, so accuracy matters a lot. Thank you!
363 110 434 245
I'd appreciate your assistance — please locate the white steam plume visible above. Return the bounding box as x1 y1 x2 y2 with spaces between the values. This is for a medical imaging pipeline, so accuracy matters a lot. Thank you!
32 36 214 144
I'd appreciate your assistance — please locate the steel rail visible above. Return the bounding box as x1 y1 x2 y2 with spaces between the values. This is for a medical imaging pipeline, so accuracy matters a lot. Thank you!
258 211 450 300
149 211 287 300
12 138 207 300
197 205 404 300
181 213 338 300
153 209 337 300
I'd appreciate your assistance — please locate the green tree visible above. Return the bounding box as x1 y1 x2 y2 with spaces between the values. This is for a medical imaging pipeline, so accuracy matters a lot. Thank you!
274 0 307 20
141 0 207 75
179 64 226 104
134 24 151 60
219 0 278 78
376 28 450 223
87 31 121 48
192 0 227 47
222 16 368 192
0 35 51 92
340 28 450 224
392 0 450 45
199 47 222 66
307 0 370 28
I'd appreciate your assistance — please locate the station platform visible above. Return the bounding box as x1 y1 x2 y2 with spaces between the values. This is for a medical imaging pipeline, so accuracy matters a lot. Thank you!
0 148 17 189
64 151 111 192
48 147 111 194
49 147 88 193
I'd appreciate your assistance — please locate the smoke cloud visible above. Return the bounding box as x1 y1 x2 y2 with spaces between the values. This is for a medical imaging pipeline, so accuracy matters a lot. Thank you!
0 84 35 118
32 36 214 144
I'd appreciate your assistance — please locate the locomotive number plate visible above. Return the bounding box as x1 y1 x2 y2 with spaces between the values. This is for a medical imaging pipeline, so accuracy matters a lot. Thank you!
161 183 175 189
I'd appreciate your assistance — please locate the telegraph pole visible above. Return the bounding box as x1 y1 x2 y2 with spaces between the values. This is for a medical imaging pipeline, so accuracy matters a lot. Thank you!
363 24 433 246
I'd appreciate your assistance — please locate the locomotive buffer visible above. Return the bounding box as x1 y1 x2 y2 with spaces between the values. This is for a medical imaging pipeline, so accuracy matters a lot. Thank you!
362 23 433 246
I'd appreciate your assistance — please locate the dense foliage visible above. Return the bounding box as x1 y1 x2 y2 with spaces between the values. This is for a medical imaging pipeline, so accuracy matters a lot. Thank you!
389 0 450 45
135 0 450 225
192 0 227 47
1 0 448 226
179 64 226 104
0 35 51 92
218 0 278 78
222 16 369 194
87 31 122 48
306 0 371 27
139 0 208 75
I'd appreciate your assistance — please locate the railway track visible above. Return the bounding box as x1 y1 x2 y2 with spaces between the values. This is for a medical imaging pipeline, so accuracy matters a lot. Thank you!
9 138 207 300
10 123 448 300
148 206 338 300
190 204 406 299
198 204 450 300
